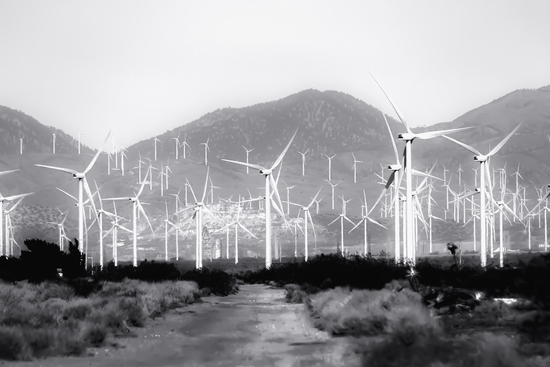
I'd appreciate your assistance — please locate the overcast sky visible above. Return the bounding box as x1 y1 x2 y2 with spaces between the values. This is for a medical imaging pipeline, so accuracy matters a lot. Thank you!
1 0 549 150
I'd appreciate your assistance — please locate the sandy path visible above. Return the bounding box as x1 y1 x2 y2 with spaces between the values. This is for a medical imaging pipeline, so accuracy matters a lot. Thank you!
8 284 360 367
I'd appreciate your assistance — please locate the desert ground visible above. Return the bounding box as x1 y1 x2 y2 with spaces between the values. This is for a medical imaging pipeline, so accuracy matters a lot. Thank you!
6 284 360 367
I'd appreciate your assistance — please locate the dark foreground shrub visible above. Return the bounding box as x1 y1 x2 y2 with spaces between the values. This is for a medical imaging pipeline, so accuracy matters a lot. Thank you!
182 268 238 296
285 283 321 303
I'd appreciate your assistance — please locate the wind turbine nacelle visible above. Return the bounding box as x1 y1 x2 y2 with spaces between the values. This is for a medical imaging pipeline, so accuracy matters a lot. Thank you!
397 133 415 141
259 169 272 175
74 173 85 179
388 164 402 171
473 155 487 162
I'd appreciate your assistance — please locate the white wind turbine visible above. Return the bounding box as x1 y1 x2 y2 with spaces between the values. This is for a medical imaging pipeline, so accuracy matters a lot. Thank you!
209 178 220 205
181 134 191 159
352 153 363 184
328 199 355 254
282 180 296 215
102 170 155 267
52 133 56 154
92 180 122 269
2 195 31 256
19 138 23 155
349 190 387 255
172 132 182 160
442 121 524 267
297 149 309 176
154 137 162 161
36 131 110 251
323 154 337 181
286 187 323 261
77 132 82 154
4 203 23 257
370 72 474 264
218 199 258 264
47 209 70 252
156 200 174 261
325 180 340 210
222 129 298 269
201 138 211 166
119 146 128 176
176 167 220 269
102 200 131 266
243 146 254 174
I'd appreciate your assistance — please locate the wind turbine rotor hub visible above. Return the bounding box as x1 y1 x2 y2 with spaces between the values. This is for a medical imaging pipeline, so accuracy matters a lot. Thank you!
260 169 272 175
398 133 415 141
474 155 487 162
388 164 402 171
74 173 85 179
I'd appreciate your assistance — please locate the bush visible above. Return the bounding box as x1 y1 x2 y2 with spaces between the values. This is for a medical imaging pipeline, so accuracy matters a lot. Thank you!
182 268 238 296
306 286 432 337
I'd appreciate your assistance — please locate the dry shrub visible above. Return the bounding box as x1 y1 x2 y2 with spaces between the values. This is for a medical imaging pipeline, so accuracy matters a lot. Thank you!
362 331 524 367
307 286 430 337
0 326 30 360
33 281 74 302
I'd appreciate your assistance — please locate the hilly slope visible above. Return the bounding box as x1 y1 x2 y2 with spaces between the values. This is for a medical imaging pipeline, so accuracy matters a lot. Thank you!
2 84 550 261
0 105 94 155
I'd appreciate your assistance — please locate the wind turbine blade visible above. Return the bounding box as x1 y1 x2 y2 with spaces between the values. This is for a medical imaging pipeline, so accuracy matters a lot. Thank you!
441 135 481 156
186 179 198 203
382 113 401 164
138 202 155 236
83 178 99 220
368 188 387 217
0 169 20 177
487 121 524 157
137 170 149 198
84 131 111 174
238 222 258 239
269 175 286 220
56 187 78 202
307 187 323 209
203 206 221 224
415 126 474 140
369 72 411 133
118 225 133 234
343 215 355 226
348 219 363 233
271 128 299 170
222 159 265 171
201 167 210 203
35 164 78 175
411 169 441 181
367 217 388 229
328 217 339 226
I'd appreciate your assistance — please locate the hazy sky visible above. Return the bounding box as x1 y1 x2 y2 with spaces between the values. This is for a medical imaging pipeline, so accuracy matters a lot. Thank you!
1 0 549 150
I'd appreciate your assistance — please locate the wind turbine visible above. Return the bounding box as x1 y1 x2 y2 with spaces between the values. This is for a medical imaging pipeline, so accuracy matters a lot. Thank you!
323 154 337 182
19 138 23 155
154 137 162 161
181 134 191 159
325 180 340 210
172 133 181 160
77 132 82 154
286 187 322 261
222 129 298 268
352 153 363 184
156 200 174 261
52 133 56 154
47 209 70 252
2 195 31 256
442 121 524 267
297 149 309 176
243 146 254 174
176 167 220 269
102 200 131 266
102 170 155 267
35 131 110 251
201 138 211 166
328 199 355 254
120 146 128 176
218 198 258 264
349 190 387 255
370 72 474 265
282 180 296 215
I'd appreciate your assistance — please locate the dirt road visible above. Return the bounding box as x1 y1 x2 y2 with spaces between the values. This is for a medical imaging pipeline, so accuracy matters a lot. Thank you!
11 284 360 367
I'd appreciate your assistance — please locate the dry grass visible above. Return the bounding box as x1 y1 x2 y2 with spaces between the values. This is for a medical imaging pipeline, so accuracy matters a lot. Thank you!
0 279 199 361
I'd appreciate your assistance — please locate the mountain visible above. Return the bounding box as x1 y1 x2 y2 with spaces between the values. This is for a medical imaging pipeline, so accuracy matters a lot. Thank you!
127 89 405 172
0 105 94 155
2 84 550 259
